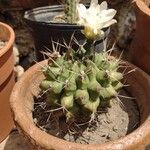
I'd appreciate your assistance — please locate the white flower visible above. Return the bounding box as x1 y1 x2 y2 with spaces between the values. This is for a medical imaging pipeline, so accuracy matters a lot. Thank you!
77 0 117 40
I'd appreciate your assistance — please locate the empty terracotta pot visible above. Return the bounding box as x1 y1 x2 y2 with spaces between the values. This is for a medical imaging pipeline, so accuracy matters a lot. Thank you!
10 59 150 150
130 0 150 74
0 22 15 142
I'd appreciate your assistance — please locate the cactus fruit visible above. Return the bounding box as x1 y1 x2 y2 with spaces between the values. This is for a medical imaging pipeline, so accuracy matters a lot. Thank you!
40 51 123 122
64 0 78 23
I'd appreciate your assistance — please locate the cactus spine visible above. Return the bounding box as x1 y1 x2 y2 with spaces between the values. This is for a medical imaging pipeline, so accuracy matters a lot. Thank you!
65 0 77 23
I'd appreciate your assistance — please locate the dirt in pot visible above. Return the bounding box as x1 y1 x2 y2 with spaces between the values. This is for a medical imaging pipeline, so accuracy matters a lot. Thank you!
33 89 140 144
0 40 7 49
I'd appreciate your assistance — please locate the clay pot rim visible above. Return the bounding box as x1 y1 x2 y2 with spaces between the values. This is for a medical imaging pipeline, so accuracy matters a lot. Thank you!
10 60 150 149
0 22 15 57
134 0 150 16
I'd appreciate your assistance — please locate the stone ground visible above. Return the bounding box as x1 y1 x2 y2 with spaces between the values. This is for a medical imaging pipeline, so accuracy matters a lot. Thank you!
0 130 32 150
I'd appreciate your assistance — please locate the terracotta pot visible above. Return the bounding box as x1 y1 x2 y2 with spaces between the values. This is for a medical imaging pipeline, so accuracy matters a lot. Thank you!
130 0 150 74
10 59 150 150
0 22 15 142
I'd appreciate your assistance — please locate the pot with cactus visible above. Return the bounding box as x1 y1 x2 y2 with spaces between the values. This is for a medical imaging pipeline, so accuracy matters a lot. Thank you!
24 0 116 60
10 1 150 149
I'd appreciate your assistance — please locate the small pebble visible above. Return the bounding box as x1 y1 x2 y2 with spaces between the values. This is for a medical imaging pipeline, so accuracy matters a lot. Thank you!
113 126 118 132
0 40 6 49
14 65 24 80
13 44 20 65
33 118 38 124
106 134 111 140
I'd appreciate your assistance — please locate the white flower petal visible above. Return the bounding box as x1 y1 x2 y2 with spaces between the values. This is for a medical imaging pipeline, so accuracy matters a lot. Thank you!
102 9 117 18
90 0 98 8
102 19 117 28
99 1 108 11
77 4 87 19
89 0 99 14
98 9 117 22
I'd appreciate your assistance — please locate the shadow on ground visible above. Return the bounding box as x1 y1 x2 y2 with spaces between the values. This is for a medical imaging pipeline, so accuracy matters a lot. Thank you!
2 130 32 150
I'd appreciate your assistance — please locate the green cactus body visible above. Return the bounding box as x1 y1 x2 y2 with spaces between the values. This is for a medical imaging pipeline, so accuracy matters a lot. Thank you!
72 62 79 75
40 80 51 90
66 104 79 120
109 71 123 82
46 92 60 106
44 67 60 81
88 79 101 100
61 94 74 109
76 74 89 90
52 56 65 67
100 85 117 99
87 67 97 81
75 89 89 105
96 70 107 83
50 81 64 94
113 81 123 91
58 68 70 82
109 60 119 70
64 73 77 95
40 52 123 121
65 0 77 23
79 63 86 72
84 97 100 113
94 53 104 68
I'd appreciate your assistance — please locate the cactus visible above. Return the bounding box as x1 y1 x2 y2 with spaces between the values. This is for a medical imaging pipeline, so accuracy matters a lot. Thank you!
39 0 121 122
40 51 123 122
64 0 78 23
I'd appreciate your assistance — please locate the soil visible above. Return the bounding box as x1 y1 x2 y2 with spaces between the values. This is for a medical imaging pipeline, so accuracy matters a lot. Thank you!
33 89 140 144
0 40 7 49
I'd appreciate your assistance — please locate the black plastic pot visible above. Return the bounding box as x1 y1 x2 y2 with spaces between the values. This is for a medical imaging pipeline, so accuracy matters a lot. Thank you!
24 5 109 60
